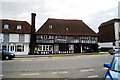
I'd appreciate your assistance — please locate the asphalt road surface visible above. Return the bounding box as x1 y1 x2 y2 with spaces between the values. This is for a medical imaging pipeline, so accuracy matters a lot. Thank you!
1 54 113 79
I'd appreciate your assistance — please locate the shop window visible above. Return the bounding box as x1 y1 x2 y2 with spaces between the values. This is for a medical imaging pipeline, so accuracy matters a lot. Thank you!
2 45 7 51
46 46 48 51
16 45 24 52
39 46 42 51
43 46 45 51
49 46 52 51
59 44 68 51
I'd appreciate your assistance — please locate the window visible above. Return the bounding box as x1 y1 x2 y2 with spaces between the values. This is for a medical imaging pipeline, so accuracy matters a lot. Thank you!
11 46 14 51
41 35 49 39
4 24 9 29
17 25 22 30
66 28 69 31
57 36 66 39
46 46 48 51
59 44 68 51
4 34 9 42
19 34 24 42
43 46 45 51
39 46 42 51
16 45 24 52
49 25 52 29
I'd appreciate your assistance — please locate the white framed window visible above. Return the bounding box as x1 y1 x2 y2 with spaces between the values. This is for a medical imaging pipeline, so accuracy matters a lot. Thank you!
4 24 9 29
4 34 9 42
16 45 24 52
49 25 52 29
19 34 24 42
66 28 69 31
17 25 22 30
11 46 14 52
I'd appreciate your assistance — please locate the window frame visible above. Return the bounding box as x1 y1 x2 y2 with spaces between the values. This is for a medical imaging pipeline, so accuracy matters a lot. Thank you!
4 24 9 29
17 25 22 30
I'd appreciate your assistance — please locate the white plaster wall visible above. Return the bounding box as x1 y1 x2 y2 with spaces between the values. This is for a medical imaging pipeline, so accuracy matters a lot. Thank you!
24 44 29 54
0 33 3 42
114 22 119 41
98 42 113 48
118 1 120 18
9 34 19 42
25 34 30 42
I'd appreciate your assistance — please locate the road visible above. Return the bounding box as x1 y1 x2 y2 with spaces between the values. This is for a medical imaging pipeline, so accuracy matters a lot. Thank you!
1 54 113 79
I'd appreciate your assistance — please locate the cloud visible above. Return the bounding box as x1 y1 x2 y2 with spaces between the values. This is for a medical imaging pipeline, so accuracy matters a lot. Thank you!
1 0 119 32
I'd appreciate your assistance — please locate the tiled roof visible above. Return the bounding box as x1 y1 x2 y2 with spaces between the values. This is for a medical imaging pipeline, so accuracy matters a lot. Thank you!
36 18 97 36
0 19 31 34
99 18 120 28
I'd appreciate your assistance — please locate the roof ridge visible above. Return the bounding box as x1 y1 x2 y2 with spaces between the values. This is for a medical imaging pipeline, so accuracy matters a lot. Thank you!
48 18 82 21
0 19 27 22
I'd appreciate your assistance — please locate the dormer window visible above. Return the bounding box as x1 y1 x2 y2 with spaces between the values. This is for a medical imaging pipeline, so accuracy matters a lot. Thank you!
66 28 69 31
17 25 22 30
49 25 52 29
4 24 9 29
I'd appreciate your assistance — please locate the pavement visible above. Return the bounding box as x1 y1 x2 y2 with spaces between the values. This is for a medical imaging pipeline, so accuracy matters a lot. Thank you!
15 52 109 58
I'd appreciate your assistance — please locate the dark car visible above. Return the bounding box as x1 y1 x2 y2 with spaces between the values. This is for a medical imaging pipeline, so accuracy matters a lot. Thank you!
0 49 15 60
104 54 120 80
108 47 120 55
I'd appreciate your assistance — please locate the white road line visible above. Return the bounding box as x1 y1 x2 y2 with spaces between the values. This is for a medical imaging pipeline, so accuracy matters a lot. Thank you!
52 71 68 74
80 69 94 72
88 75 99 78
21 73 39 76
0 75 3 77
52 72 57 74
59 71 68 74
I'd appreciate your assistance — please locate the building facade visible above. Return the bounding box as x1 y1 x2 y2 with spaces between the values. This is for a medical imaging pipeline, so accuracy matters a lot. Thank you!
36 18 98 54
0 19 31 55
98 19 120 51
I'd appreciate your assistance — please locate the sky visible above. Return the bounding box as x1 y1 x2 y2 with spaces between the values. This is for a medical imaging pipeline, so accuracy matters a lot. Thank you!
0 0 120 33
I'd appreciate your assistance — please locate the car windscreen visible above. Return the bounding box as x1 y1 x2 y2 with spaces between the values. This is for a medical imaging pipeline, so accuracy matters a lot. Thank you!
111 56 120 72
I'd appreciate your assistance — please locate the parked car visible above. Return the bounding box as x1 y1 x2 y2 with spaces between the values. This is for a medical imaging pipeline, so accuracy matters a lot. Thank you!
104 54 120 80
108 47 120 55
0 49 15 60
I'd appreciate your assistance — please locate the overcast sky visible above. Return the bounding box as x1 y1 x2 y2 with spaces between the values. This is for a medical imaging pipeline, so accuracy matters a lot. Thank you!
0 0 119 33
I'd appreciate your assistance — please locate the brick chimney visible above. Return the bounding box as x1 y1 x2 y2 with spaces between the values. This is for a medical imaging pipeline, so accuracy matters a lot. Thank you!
29 13 36 55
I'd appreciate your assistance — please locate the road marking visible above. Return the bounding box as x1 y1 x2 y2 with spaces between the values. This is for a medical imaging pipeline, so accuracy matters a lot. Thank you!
80 69 94 72
88 75 99 78
21 73 39 76
52 71 68 74
0 75 3 77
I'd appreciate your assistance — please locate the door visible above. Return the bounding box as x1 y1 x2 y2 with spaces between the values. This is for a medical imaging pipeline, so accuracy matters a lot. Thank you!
74 44 81 53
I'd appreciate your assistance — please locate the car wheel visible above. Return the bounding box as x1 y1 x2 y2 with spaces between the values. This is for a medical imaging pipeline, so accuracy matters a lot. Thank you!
5 56 10 60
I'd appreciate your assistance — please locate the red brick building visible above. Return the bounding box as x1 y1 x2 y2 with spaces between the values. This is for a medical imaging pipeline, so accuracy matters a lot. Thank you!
98 18 120 51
